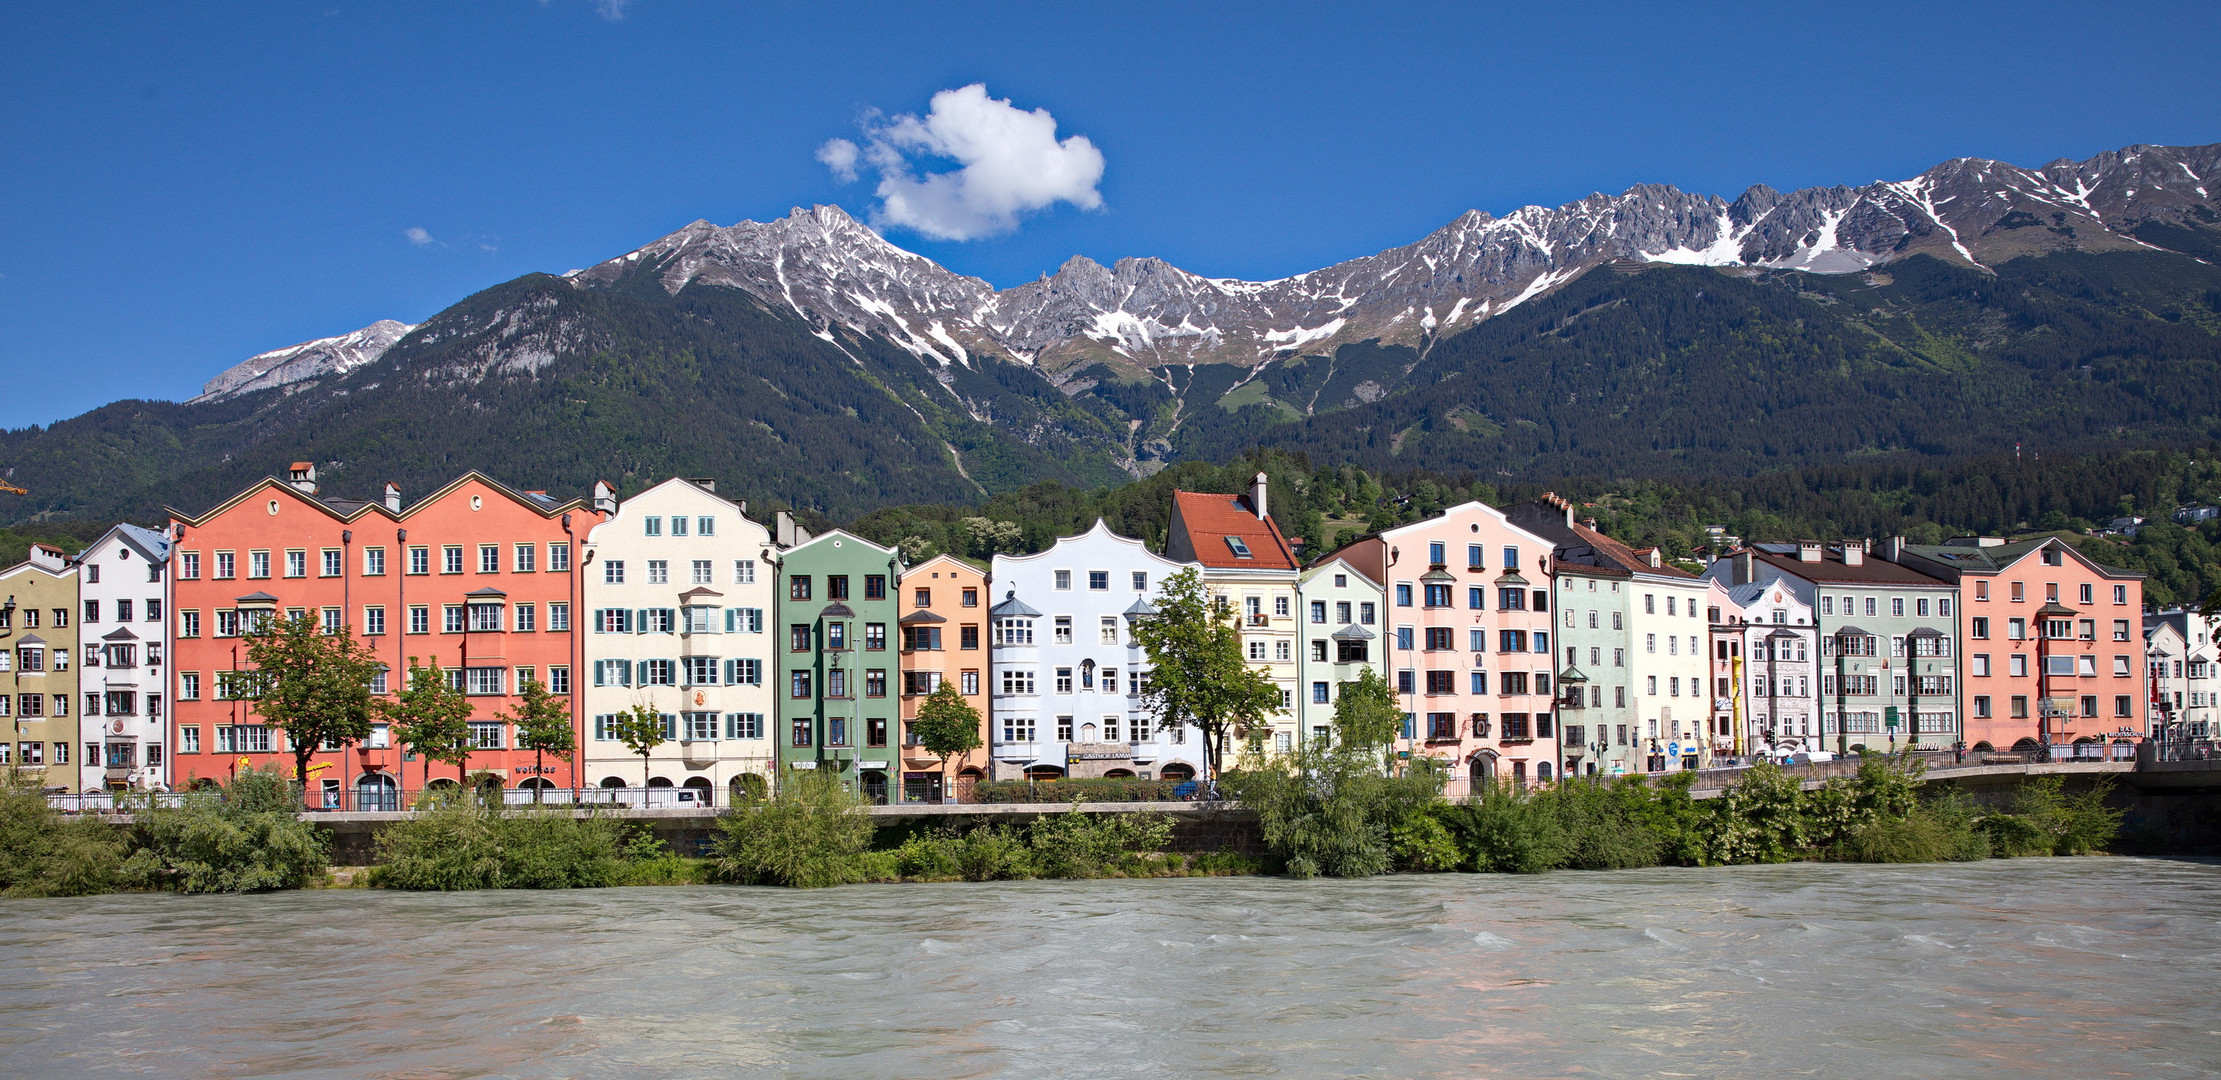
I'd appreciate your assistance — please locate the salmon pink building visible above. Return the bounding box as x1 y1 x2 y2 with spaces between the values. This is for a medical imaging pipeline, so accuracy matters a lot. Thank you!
1893 536 2146 756
1327 503 1561 791
168 467 601 805
897 554 991 802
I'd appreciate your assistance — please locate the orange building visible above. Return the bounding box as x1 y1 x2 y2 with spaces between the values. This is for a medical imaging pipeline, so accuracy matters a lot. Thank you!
1893 536 2146 755
168 466 602 805
896 554 990 802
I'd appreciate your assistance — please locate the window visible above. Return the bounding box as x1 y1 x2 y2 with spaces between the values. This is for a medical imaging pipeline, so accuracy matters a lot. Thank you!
465 667 505 695
1395 627 1414 651
863 623 886 651
1496 587 1524 611
469 604 502 632
1425 671 1455 695
470 722 504 750
725 659 761 685
247 550 271 578
684 656 721 685
512 604 536 632
1001 669 1036 695
961 671 980 695
1972 654 1990 677
406 547 428 575
1396 584 1412 607
1226 537 1254 559
865 669 887 698
1499 629 1526 653
180 551 202 579
865 575 886 600
280 549 304 578
1501 672 1529 695
647 560 669 585
1424 627 1453 651
643 515 664 537
2113 620 2131 642
1971 617 1989 639
442 546 463 574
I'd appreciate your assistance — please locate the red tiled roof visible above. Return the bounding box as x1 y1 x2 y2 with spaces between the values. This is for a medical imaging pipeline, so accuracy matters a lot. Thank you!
1171 491 1298 570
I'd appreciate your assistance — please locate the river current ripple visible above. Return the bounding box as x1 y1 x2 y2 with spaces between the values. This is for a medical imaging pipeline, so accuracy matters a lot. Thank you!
1 858 2216 1078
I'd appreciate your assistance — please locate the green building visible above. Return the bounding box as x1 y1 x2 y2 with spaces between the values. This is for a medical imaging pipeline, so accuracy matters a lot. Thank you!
775 530 902 799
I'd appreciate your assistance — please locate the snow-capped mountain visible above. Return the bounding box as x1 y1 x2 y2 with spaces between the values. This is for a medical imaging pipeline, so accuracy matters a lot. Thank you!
204 141 2220 398
194 319 416 402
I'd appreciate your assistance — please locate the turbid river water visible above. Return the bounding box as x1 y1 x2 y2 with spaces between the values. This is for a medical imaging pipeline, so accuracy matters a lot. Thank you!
1 858 2216 1078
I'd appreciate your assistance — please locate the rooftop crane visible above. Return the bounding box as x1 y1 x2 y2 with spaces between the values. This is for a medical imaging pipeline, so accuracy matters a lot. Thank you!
0 479 25 495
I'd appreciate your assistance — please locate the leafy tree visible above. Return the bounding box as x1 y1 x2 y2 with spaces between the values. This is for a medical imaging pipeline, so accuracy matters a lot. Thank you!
385 656 475 791
610 702 668 792
910 680 983 797
1130 567 1284 778
240 612 387 790
504 676 575 803
1330 666 1403 761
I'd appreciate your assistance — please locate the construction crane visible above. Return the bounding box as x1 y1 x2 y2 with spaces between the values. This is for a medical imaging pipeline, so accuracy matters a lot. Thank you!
0 479 25 495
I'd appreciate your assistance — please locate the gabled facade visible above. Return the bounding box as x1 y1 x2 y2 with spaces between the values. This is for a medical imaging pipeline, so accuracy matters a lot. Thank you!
1164 476 1302 754
1711 540 1959 756
1327 502 1561 792
0 545 79 790
581 478 776 803
1508 496 1709 775
74 524 173 791
989 520 1200 782
1894 535 2144 754
2145 610 2216 752
169 469 598 804
775 530 902 799
1708 579 1823 757
896 554 991 801
1294 558 1386 747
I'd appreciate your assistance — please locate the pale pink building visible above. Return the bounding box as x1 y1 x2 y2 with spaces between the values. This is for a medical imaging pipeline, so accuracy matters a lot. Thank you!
1328 503 1561 791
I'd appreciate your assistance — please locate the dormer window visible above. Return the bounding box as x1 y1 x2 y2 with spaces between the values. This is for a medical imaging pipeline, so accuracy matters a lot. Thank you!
1226 537 1254 559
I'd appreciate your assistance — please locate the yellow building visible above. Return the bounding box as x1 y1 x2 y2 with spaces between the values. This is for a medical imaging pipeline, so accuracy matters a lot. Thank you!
1 544 80 791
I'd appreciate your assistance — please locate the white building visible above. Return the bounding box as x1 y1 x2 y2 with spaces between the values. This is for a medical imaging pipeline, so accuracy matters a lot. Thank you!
75 524 173 791
2146 609 2218 750
1712 580 1824 756
1294 557 1386 747
581 478 777 803
988 521 1200 782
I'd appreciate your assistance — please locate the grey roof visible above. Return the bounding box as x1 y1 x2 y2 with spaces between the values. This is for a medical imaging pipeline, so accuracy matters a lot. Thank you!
14 633 43 646
989 590 1041 618
1122 596 1158 618
1330 623 1376 641
234 591 279 604
1725 582 1771 607
101 627 139 642
465 587 507 599
1765 627 1801 639
820 601 855 618
1831 624 1871 637
1906 626 1945 638
897 610 946 625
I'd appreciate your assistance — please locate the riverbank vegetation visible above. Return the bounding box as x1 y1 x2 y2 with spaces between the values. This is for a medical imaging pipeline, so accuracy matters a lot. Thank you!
370 792 704 890
0 769 326 897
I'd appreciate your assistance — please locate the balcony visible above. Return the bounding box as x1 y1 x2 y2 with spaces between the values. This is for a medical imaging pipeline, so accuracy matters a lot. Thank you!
1247 614 1268 627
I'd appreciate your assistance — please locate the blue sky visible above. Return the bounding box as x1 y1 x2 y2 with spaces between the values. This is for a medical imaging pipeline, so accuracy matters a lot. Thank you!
2 1 2216 429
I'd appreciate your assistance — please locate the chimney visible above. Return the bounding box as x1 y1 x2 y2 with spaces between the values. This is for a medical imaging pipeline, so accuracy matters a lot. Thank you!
1732 550 1754 584
776 510 811 548
286 461 317 496
1250 472 1269 521
1796 541 1822 563
27 544 66 572
1841 540 1864 567
382 482 402 513
592 479 617 516
686 477 716 493
1878 535 1907 562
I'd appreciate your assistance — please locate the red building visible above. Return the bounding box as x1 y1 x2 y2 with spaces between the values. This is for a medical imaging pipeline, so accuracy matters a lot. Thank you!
168 466 602 805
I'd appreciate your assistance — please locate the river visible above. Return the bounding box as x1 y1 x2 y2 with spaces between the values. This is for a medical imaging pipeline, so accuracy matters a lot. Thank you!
1 858 2216 1078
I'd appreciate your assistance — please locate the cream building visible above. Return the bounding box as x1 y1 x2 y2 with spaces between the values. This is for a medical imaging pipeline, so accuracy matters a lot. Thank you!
581 478 776 804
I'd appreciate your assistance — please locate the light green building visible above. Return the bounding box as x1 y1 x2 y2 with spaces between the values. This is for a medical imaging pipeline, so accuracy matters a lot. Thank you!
775 530 902 801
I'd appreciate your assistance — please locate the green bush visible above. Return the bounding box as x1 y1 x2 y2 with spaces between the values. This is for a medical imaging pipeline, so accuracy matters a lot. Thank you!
369 797 695 890
1549 779 1662 870
712 769 876 888
1026 806 1174 879
120 769 327 893
1832 794 1989 863
1441 785 1570 874
0 777 124 897
1221 744 1448 879
1981 777 2125 856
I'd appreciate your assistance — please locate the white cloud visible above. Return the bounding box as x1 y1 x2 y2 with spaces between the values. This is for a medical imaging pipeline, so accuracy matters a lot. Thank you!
404 227 435 246
818 84 1105 241
594 0 633 19
815 137 860 183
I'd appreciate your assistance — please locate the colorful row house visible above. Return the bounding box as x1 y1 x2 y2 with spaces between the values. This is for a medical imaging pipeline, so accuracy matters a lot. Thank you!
76 523 174 791
1706 580 1824 758
896 554 991 802
1326 502 1562 794
1165 477 1303 755
580 477 777 804
775 530 904 801
989 521 1199 783
169 467 596 806
0 544 78 790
